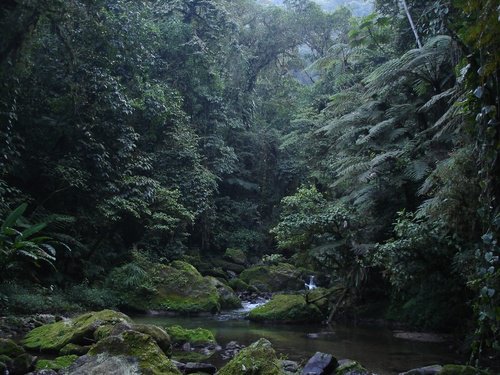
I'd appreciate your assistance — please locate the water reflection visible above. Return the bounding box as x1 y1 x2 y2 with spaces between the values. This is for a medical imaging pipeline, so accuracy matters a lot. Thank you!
133 314 460 375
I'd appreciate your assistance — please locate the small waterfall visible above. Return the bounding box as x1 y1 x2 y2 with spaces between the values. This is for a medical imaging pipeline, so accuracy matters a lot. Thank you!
305 275 317 290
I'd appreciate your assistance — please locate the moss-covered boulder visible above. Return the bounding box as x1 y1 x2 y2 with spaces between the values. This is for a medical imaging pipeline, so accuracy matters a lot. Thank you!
228 278 251 292
35 355 78 371
223 248 247 265
305 288 330 314
88 330 181 374
23 310 131 352
132 324 172 357
164 325 215 346
248 294 323 323
206 276 242 309
217 338 285 375
336 359 368 375
0 338 25 358
239 263 304 292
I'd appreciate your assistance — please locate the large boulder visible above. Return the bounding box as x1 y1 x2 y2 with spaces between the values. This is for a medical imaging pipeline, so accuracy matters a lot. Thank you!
217 338 285 375
248 294 324 323
301 352 337 375
239 263 304 292
87 330 181 374
206 276 242 309
23 310 132 352
109 261 220 314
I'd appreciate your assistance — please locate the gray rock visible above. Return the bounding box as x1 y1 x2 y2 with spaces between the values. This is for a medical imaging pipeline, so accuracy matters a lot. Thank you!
399 365 443 375
282 360 300 374
301 352 337 375
61 353 140 375
184 362 217 374
26 370 58 375
171 360 185 371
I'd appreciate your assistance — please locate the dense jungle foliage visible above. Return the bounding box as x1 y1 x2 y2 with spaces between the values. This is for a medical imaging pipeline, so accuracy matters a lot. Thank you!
0 0 499 367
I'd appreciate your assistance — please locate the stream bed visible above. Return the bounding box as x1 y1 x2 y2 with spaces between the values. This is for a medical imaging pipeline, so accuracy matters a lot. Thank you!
133 303 461 375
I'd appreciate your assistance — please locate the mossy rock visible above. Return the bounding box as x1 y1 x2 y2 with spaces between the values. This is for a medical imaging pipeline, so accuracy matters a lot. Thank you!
240 263 304 292
223 248 247 265
218 338 285 375
88 330 181 375
10 353 36 374
35 355 78 371
206 276 242 309
210 258 246 274
439 365 490 375
248 294 323 323
171 350 212 363
164 325 215 346
59 343 90 356
305 288 330 314
0 338 25 358
132 324 172 357
150 261 220 314
228 278 251 292
23 309 132 352
336 359 367 375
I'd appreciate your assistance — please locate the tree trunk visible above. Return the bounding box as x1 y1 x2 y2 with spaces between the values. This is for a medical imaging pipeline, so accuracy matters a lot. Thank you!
400 0 422 49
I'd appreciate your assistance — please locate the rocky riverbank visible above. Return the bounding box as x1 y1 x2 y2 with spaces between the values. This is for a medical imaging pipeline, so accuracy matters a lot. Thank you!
0 309 493 375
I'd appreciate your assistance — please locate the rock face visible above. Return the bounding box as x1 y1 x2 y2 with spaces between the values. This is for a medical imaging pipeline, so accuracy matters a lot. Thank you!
301 352 337 375
248 294 323 323
217 338 285 375
239 263 304 292
23 310 132 352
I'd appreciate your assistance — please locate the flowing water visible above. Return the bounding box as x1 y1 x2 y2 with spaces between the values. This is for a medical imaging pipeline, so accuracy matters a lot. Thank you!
133 303 461 375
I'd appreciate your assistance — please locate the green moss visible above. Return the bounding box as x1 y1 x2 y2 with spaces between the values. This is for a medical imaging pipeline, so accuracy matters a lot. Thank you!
218 338 285 375
248 294 323 323
439 365 490 375
164 325 215 345
240 263 303 292
171 350 211 363
132 324 172 357
210 258 245 274
0 338 25 357
89 330 181 375
228 278 250 292
59 343 90 355
23 309 132 352
35 355 78 370
336 360 367 375
224 248 247 265
206 276 242 309
305 288 330 314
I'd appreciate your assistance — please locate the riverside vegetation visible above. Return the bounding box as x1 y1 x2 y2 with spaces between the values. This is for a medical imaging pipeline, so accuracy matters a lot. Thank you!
0 0 499 374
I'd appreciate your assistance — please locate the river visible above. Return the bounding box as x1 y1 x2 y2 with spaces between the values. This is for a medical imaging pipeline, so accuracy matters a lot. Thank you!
133 302 461 375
